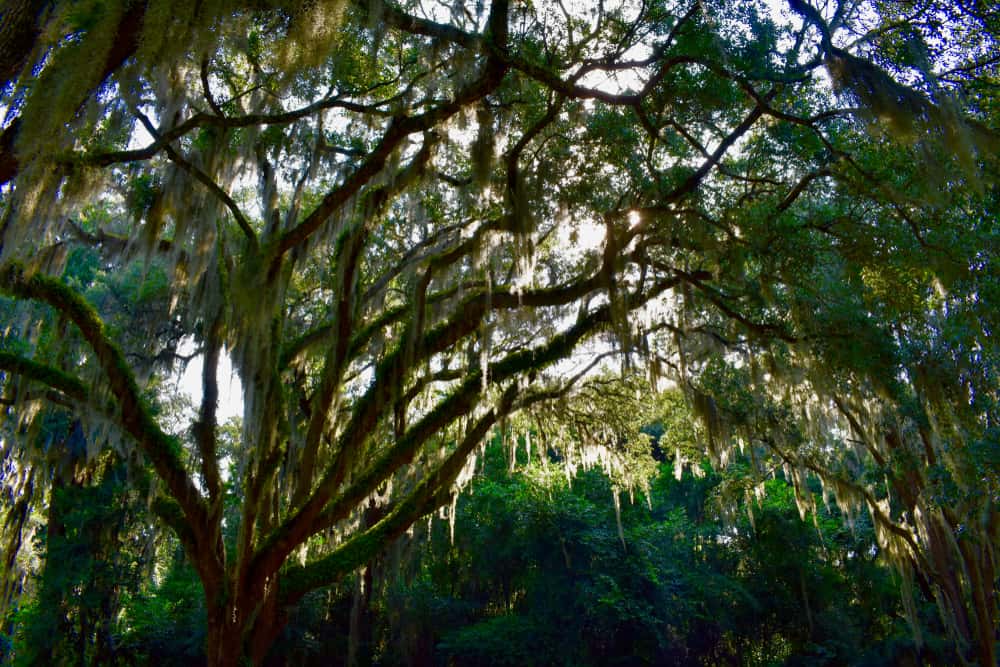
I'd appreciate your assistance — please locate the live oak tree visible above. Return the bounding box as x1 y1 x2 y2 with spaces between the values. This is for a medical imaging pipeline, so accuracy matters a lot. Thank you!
0 0 997 664
662 5 1000 664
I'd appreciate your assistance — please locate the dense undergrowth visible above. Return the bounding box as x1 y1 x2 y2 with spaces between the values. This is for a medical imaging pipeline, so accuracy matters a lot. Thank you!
3 434 956 666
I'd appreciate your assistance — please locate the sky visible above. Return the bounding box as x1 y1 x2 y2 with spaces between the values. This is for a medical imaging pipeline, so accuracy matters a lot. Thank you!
178 343 244 422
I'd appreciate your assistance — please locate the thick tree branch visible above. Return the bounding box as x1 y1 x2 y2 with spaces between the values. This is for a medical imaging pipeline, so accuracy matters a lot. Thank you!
0 263 209 538
275 0 510 259
0 0 47 88
0 1 148 186
279 384 519 603
0 351 89 404
291 135 439 509
196 311 225 507
256 271 684 583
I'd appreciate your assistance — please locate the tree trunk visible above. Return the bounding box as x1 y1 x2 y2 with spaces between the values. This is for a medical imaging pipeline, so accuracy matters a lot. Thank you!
204 580 288 667
206 608 242 667
957 536 997 667
36 473 72 665
348 564 375 667
348 501 384 667
0 468 33 635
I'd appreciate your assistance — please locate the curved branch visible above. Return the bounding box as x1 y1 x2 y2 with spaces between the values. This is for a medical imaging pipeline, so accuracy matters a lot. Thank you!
0 1 148 186
134 111 258 249
362 0 483 50
256 271 684 583
0 351 89 404
78 95 394 170
676 268 797 343
66 218 176 256
275 0 510 260
275 76 508 258
0 264 208 533
279 389 510 604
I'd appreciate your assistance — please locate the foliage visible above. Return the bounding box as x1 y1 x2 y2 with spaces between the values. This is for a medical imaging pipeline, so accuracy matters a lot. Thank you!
342 425 953 666
7 454 148 666
0 0 997 663
115 559 209 666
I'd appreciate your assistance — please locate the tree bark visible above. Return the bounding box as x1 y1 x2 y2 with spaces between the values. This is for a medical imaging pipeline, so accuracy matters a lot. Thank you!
0 0 47 87
0 468 32 633
203 575 288 667
0 2 147 187
206 605 242 667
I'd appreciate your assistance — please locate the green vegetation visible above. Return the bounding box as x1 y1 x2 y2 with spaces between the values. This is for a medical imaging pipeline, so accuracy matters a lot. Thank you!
0 0 997 664
1 415 964 665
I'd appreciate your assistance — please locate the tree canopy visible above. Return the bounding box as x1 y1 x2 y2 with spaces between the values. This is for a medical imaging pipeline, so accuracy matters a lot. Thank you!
0 0 997 664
